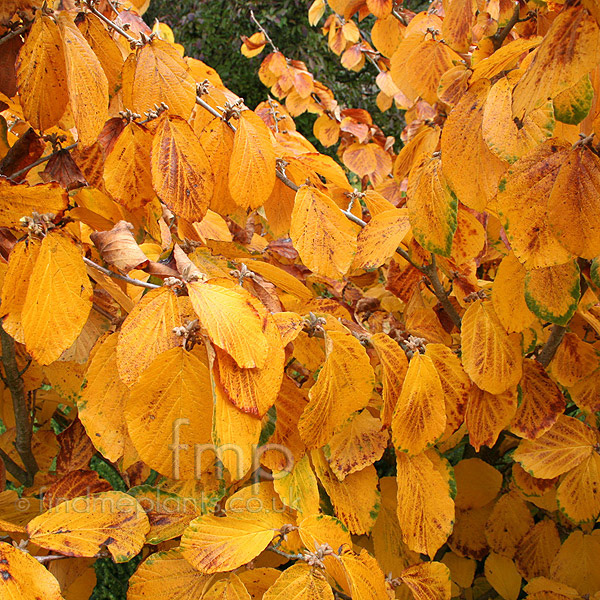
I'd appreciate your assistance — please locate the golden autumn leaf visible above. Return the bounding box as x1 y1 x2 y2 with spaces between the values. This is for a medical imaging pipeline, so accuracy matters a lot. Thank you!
16 14 69 132
58 14 108 147
514 520 561 580
263 563 334 600
512 6 600 119
338 548 389 600
342 142 392 180
229 110 276 209
513 415 595 479
553 74 594 125
290 186 358 280
273 454 320 516
151 114 214 222
0 540 65 600
484 553 521 600
21 231 92 365
510 359 566 441
188 279 269 369
241 32 266 58
546 145 600 259
441 78 508 212
407 155 457 257
461 300 522 394
180 513 276 573
204 573 251 600
126 346 213 479
454 458 502 510
442 0 476 53
131 38 197 119
555 452 600 524
549 332 598 387
27 492 149 562
549 531 600 596
352 208 410 270
524 261 580 326
401 561 452 600
485 492 534 559
298 329 374 448
392 352 446 456
128 548 213 600
395 450 455 557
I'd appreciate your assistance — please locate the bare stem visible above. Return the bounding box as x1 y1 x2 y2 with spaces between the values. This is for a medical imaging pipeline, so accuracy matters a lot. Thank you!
537 324 566 367
8 143 79 182
0 447 28 484
0 325 38 486
35 554 70 564
421 255 462 330
492 2 521 50
85 0 140 46
83 257 161 290
0 23 31 46
250 9 279 53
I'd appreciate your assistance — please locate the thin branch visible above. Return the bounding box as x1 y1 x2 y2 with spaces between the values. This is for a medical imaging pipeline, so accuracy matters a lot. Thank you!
0 447 28 484
85 0 140 46
267 545 305 561
421 255 462 330
0 325 37 486
537 324 566 368
196 96 237 132
83 257 161 289
250 9 279 53
35 554 70 564
492 1 521 50
8 143 78 182
0 23 31 47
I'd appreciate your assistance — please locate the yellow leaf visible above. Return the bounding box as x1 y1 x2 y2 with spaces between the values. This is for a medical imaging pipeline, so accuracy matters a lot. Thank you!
352 208 410 270
407 155 457 257
324 411 388 480
448 503 493 560
204 573 251 600
308 0 326 26
454 458 502 510
547 145 600 259
188 280 269 369
482 75 554 164
16 15 68 132
484 553 522 600
22 231 92 365
441 79 508 212
441 552 476 589
470 37 542 82
0 238 41 343
556 452 600 524
241 32 266 58
58 14 108 147
510 359 566 440
263 563 334 600
245 260 313 301
131 38 196 119
371 332 408 426
396 451 455 557
392 352 446 456
524 261 580 326
512 6 600 118
449 207 486 265
371 14 404 58
229 110 276 209
181 513 276 573
553 74 594 125
401 561 452 600
27 492 149 563
461 300 522 394
496 140 572 269
485 492 534 558
0 540 64 599
290 186 358 280
442 0 476 52
549 531 600 596
549 332 598 387
342 142 392 180
338 548 389 600
392 125 440 182
126 346 213 479
273 454 320 516
128 548 212 600
79 334 128 462
237 568 281 599
0 179 68 228
117 288 188 386
151 114 214 222
298 330 374 448
312 450 380 535
514 520 560 581
513 415 595 479
215 314 284 417
104 122 156 211
492 252 536 333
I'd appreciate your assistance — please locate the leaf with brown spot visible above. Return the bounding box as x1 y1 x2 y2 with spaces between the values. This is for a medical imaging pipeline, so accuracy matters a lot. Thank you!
90 220 150 273
514 520 561 580
55 418 95 475
43 470 112 509
401 561 452 600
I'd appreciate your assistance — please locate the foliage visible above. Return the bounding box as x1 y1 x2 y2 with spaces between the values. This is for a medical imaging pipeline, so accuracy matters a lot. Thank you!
0 0 599 599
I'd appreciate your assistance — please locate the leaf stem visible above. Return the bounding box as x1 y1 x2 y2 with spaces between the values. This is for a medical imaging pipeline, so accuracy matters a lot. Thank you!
83 257 161 290
0 23 31 46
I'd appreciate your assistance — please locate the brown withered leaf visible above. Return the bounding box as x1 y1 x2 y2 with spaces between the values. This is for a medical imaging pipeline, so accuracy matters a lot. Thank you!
0 128 44 180
43 469 112 509
97 116 126 157
90 220 150 273
0 34 21 98
40 148 88 191
55 417 96 475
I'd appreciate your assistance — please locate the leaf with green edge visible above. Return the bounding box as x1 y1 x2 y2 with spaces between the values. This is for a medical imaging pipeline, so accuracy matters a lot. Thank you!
553 74 594 124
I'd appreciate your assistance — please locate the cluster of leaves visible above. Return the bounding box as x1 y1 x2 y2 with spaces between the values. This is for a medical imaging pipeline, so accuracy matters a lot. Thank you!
0 0 598 599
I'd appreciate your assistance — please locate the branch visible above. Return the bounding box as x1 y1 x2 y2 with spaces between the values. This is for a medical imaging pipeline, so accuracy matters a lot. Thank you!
0 325 37 486
85 0 140 46
0 23 31 46
492 1 520 50
83 257 161 289
8 143 78 182
267 545 305 561
536 324 566 367
250 9 280 53
421 256 462 330
0 447 28 484
35 554 70 564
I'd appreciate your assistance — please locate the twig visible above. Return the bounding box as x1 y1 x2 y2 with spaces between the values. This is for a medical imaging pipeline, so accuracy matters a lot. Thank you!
267 545 305 561
250 9 279 53
85 0 140 46
35 555 70 564
421 255 462 329
83 257 161 290
196 96 237 132
492 2 520 50
0 23 30 46
8 143 78 182
536 324 566 367
0 325 38 486
0 447 28 484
